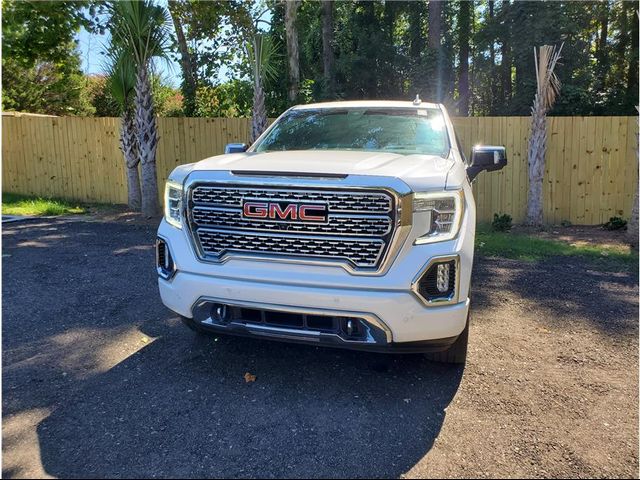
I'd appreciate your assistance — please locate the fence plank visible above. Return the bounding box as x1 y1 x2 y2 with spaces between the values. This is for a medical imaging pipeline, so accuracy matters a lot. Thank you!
1 115 637 225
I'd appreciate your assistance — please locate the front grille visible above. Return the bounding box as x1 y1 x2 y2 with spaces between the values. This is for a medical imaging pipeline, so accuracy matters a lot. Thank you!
192 207 392 236
188 185 397 270
192 186 392 213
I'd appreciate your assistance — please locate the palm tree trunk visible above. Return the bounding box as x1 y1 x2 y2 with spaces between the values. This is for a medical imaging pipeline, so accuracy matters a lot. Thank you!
135 66 160 216
500 1 512 106
526 95 546 226
321 0 335 97
428 0 443 101
251 76 267 143
458 0 471 116
285 0 300 103
626 4 639 107
120 109 141 210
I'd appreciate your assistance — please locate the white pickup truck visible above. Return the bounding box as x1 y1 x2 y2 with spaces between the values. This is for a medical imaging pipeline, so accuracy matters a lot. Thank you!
156 100 506 364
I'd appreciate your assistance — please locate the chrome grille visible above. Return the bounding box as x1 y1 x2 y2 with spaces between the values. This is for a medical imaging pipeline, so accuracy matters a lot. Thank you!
197 229 384 268
192 186 392 213
192 207 392 236
188 184 397 270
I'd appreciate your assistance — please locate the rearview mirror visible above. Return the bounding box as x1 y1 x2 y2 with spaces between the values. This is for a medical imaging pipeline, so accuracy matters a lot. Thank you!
467 145 507 181
225 143 248 154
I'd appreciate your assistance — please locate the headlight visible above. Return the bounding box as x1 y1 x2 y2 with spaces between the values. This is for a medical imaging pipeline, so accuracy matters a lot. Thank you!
164 180 183 229
413 190 464 244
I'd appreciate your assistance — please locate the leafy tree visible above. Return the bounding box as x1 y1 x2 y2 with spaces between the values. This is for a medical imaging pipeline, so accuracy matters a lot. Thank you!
195 80 253 117
88 73 183 118
151 76 185 117
3 56 95 116
167 0 198 116
86 75 120 117
2 0 95 115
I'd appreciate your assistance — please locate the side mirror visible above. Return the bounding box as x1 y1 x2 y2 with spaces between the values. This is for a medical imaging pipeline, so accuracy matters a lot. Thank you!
467 145 507 181
224 143 248 154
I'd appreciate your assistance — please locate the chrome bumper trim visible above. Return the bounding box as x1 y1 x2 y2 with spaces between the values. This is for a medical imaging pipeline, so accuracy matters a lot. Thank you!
191 296 393 344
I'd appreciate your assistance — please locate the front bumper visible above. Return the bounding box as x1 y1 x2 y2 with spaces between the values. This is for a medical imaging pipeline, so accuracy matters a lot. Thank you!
159 265 470 347
182 313 460 354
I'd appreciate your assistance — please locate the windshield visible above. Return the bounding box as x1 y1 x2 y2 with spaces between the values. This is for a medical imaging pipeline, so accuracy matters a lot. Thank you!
252 107 450 157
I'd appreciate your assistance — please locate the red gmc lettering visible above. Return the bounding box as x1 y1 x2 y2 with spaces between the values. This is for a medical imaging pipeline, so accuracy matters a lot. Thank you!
269 203 298 220
299 205 326 222
243 201 327 222
243 202 268 218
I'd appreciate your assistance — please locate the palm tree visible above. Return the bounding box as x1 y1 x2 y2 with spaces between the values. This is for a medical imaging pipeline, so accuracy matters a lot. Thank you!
108 52 140 211
226 2 279 143
284 0 300 103
321 0 335 97
108 0 171 216
526 44 563 226
247 33 279 143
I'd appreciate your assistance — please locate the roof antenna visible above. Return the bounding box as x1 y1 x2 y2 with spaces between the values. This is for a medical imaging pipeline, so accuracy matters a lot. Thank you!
413 94 421 106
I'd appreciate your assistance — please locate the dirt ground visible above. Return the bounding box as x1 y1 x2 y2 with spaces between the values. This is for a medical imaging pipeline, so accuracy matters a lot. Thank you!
2 215 638 478
512 223 633 250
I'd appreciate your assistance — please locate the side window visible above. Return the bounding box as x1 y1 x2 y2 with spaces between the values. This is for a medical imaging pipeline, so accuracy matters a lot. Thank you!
455 132 468 164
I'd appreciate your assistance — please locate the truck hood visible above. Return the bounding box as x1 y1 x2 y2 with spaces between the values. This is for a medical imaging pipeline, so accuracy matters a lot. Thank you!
190 150 461 191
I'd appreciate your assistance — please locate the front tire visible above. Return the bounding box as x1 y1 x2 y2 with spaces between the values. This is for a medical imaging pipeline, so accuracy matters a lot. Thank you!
424 314 469 364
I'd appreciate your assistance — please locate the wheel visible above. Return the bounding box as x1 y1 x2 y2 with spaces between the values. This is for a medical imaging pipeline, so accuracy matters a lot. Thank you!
424 313 469 364
180 315 208 335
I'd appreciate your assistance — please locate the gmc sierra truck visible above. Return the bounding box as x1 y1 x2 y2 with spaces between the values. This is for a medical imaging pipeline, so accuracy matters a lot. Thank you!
156 99 506 364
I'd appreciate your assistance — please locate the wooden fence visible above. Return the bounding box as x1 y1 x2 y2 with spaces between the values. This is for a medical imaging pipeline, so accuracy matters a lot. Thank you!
2 114 637 225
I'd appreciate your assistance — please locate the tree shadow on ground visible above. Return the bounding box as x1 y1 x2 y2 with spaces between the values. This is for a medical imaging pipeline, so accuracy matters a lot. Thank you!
35 318 463 478
3 218 465 478
471 256 638 336
8 217 637 478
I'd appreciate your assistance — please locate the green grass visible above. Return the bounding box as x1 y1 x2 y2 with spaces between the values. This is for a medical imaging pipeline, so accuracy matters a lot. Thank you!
2 193 86 216
476 226 638 272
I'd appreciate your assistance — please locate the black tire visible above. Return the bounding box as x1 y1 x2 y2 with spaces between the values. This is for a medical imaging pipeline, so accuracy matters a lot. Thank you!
424 314 469 364
180 315 208 335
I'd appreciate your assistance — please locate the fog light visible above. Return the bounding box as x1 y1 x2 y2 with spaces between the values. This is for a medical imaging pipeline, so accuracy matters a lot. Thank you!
156 237 176 279
413 257 458 305
436 263 450 292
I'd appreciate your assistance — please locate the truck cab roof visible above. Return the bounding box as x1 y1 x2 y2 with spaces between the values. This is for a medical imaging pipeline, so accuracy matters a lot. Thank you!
290 100 443 111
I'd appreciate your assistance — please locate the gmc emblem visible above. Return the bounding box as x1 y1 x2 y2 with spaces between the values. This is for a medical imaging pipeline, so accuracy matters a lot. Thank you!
242 200 328 223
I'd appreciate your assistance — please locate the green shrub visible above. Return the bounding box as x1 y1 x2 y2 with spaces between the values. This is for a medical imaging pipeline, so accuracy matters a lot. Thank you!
603 216 627 230
491 213 513 232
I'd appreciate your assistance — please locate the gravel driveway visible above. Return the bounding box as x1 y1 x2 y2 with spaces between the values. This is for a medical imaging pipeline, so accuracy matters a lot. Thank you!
3 216 638 478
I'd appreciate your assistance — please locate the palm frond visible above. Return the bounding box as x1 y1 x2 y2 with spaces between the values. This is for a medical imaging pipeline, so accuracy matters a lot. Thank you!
534 44 563 111
108 0 171 69
105 49 137 110
247 34 280 85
